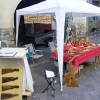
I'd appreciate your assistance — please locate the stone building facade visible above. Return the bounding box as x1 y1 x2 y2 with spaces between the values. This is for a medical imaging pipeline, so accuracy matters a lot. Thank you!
69 0 100 41
0 0 21 47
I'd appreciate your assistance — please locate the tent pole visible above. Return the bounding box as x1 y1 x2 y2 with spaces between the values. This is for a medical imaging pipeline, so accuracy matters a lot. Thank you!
56 10 65 91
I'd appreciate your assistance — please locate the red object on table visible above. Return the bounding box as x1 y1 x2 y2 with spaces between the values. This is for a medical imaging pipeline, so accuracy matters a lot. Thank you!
51 46 100 70
64 45 73 50
78 42 85 46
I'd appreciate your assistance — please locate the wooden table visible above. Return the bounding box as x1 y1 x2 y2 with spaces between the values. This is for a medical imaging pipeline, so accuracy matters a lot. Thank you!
0 48 34 92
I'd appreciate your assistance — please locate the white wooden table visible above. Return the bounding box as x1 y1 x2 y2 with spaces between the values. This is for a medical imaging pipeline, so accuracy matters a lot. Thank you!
0 48 34 92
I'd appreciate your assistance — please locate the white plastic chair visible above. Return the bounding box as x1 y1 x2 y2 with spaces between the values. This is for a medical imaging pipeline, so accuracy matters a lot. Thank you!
24 43 44 64
49 42 56 52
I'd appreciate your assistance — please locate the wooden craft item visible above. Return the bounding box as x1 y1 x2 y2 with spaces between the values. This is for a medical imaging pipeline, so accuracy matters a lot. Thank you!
1 93 18 100
2 85 19 91
63 55 80 87
2 77 18 83
85 36 91 46
2 68 19 75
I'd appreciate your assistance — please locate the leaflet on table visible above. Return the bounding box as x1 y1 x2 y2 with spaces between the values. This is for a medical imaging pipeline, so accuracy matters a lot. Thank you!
0 52 17 56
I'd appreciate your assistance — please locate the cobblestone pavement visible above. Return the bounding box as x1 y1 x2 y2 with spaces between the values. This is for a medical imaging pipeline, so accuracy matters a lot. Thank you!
23 46 100 100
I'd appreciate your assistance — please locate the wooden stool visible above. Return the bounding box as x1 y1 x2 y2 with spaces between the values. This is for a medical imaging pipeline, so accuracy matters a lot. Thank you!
22 91 32 100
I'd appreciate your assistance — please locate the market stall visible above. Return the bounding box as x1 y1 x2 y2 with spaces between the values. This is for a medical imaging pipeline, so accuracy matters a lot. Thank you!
16 0 100 90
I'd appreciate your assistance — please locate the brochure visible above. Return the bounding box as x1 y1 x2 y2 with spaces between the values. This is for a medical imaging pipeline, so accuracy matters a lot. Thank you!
0 52 17 57
45 70 55 78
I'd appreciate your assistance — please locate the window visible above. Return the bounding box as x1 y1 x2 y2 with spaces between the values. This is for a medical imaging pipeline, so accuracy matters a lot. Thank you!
93 1 99 6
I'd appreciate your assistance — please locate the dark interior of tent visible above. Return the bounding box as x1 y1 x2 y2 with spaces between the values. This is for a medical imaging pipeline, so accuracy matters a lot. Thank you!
14 0 52 45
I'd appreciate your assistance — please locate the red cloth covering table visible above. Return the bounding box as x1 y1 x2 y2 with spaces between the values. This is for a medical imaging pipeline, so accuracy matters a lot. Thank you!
51 45 100 70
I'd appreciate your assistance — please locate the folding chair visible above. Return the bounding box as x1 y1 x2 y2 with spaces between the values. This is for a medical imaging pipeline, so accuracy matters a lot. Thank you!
24 43 44 64
42 70 57 97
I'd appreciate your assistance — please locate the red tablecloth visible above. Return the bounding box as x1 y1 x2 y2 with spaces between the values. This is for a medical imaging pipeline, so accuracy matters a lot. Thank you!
51 46 100 70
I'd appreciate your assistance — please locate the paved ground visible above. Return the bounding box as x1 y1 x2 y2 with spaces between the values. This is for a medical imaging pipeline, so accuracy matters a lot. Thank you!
23 46 100 100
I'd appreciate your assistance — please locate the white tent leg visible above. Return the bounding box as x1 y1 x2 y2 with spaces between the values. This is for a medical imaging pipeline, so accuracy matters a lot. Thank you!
56 10 65 91
16 13 20 47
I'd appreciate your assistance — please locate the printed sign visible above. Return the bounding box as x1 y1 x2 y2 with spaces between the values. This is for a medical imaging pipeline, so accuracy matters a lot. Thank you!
24 14 52 24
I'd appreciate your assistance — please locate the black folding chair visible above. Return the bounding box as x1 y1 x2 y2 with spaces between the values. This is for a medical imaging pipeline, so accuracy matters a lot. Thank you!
42 70 57 97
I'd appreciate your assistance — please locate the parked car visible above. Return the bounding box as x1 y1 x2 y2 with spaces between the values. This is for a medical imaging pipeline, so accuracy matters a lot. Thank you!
24 30 56 46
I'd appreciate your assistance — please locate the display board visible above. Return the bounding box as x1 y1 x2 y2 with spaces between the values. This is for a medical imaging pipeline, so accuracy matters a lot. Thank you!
24 14 52 24
0 66 22 100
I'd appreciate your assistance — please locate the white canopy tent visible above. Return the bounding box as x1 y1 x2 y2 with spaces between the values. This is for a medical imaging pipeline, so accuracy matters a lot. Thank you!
16 0 100 91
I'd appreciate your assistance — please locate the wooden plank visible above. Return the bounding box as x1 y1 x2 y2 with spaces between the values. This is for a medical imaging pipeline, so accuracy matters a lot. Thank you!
22 91 32 100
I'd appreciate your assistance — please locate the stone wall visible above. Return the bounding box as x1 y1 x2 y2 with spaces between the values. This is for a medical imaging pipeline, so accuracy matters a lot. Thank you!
0 28 15 47
71 0 88 41
72 17 88 41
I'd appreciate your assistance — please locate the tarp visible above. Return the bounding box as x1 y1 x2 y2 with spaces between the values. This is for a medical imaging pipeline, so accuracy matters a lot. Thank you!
16 0 100 91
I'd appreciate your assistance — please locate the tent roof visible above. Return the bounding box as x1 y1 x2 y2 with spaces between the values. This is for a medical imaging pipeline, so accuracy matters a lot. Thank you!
17 0 100 16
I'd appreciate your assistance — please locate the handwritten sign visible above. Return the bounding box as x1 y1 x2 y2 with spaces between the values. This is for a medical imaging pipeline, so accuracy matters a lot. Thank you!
24 14 52 24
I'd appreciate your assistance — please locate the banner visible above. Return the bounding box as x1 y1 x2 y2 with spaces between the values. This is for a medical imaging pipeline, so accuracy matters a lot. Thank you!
24 14 52 24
